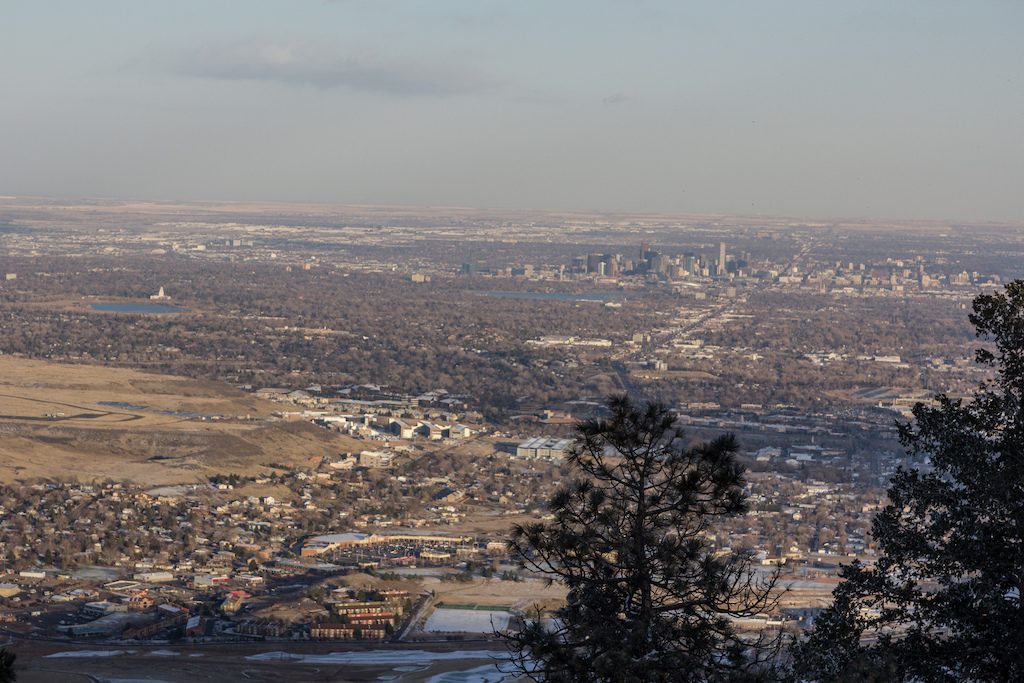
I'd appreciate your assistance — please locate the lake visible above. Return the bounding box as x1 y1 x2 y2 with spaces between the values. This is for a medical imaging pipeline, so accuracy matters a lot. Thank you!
97 401 148 410
90 303 187 314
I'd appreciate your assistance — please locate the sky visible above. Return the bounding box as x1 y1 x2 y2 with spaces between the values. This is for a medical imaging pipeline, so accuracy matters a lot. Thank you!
2 1 1023 221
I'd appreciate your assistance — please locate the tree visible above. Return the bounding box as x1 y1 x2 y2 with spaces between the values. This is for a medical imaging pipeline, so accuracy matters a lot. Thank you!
504 395 781 683
0 648 15 683
792 281 1024 682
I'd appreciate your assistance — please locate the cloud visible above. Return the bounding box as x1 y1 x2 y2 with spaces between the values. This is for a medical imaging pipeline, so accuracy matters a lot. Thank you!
602 93 629 105
174 39 496 97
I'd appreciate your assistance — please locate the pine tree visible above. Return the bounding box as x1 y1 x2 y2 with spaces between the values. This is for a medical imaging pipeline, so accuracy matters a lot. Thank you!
792 281 1024 682
504 395 781 682
0 648 15 683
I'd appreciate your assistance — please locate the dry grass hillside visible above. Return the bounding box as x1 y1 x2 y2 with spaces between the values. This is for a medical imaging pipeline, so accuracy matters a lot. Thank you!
0 355 359 483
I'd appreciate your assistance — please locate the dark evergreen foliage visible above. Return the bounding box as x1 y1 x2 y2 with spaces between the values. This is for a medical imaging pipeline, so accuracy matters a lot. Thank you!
0 648 15 683
504 395 781 682
791 281 1024 682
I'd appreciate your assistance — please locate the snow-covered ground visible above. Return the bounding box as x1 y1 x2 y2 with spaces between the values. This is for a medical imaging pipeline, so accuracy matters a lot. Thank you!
245 649 508 665
423 608 511 633
245 650 515 683
46 649 196 659
424 663 517 683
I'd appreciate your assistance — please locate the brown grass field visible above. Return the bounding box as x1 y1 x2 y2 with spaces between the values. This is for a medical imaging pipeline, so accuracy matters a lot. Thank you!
430 575 567 613
0 355 361 483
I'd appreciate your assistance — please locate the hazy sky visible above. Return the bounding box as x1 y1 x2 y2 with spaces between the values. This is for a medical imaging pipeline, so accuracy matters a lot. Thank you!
2 1 1023 220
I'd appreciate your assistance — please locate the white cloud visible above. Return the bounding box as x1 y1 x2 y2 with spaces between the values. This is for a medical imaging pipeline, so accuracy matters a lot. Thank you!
174 38 496 97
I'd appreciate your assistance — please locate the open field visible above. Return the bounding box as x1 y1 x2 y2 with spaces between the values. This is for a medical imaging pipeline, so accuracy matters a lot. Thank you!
0 355 360 483
0 355 273 427
429 576 567 613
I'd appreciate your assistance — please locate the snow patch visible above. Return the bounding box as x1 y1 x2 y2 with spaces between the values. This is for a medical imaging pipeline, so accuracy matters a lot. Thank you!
425 663 517 683
245 649 507 665
47 650 132 658
424 609 511 633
